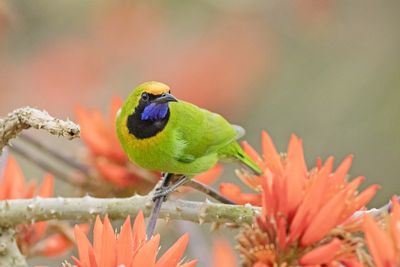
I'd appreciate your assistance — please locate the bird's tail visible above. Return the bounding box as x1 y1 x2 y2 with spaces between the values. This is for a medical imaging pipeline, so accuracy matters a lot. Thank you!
235 151 262 175
232 143 262 176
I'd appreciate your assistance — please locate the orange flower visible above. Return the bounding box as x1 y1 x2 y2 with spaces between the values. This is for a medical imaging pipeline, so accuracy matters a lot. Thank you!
236 131 378 266
363 196 400 267
76 97 221 194
76 97 159 191
212 240 238 267
70 211 197 267
0 156 76 257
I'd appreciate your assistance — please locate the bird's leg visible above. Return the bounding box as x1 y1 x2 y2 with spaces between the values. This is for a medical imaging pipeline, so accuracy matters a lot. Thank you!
152 176 189 199
146 172 173 239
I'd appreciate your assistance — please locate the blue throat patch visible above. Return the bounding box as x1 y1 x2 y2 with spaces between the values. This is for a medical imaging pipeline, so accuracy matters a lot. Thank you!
141 103 169 121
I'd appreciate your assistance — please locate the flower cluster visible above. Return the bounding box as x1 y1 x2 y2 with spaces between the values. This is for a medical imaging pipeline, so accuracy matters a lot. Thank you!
234 132 379 266
363 196 400 267
69 211 196 267
0 156 76 257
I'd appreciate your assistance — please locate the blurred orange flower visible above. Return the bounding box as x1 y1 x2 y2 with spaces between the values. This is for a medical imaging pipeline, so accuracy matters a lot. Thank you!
235 132 378 266
363 196 400 267
76 97 159 191
70 211 197 267
76 97 221 194
212 240 238 267
0 156 76 257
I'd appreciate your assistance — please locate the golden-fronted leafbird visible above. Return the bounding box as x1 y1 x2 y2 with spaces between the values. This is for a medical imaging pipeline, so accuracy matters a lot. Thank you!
116 81 262 238
115 81 262 178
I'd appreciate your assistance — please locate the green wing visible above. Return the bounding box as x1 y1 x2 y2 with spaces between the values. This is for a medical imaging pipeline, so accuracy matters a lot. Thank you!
169 101 241 163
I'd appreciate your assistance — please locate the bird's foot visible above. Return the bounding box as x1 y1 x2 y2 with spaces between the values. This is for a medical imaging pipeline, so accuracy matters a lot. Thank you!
152 176 189 201
152 187 173 201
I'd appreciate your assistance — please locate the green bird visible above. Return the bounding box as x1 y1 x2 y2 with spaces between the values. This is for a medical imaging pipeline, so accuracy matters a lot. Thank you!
116 81 261 179
116 81 261 238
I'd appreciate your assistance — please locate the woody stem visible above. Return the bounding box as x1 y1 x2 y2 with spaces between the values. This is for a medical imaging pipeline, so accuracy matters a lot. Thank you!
0 195 260 227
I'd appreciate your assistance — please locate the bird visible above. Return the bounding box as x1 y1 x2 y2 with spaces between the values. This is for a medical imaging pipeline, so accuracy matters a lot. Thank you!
115 81 262 238
116 81 261 178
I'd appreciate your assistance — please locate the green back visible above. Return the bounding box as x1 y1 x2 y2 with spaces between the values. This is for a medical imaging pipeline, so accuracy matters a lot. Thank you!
168 101 239 162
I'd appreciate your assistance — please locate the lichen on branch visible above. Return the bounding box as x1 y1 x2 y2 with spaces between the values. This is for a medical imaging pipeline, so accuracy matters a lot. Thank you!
0 107 80 151
0 228 27 267
0 195 260 227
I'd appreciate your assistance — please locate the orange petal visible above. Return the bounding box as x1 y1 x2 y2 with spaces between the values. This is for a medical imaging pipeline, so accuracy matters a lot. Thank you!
40 233 73 257
363 214 396 267
38 174 54 198
219 183 261 206
253 262 268 267
290 157 333 240
156 233 189 267
24 180 37 198
287 134 307 176
299 238 342 265
284 139 310 217
354 184 379 209
88 246 99 267
133 210 146 250
33 221 48 243
261 131 283 175
93 216 103 263
193 164 222 185
390 196 400 251
241 141 263 169
117 216 133 267
301 190 346 246
330 155 353 186
75 106 113 156
95 159 138 187
340 184 379 224
340 258 365 267
132 234 160 267
277 217 287 250
74 224 92 266
72 256 85 267
1 156 26 199
211 240 237 267
100 216 117 267
261 174 276 217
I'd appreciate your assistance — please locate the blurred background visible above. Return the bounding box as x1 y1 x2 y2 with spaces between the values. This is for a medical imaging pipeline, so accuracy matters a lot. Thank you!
0 0 399 266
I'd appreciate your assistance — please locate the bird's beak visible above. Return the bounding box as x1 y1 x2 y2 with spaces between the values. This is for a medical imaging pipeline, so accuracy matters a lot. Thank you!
153 93 178 103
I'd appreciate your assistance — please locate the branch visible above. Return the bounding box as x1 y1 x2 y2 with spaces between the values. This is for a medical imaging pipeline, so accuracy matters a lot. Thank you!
353 197 398 219
186 180 234 204
0 107 80 151
20 133 89 175
0 228 27 267
0 196 260 227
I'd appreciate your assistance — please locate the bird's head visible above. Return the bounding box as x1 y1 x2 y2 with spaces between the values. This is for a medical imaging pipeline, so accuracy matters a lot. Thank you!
127 81 178 122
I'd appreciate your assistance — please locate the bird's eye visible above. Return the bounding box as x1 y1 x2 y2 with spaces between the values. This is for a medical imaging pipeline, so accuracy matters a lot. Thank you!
141 93 149 101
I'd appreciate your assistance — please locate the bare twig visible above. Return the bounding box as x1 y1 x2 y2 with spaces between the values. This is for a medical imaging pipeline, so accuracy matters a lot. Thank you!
352 197 400 219
0 147 8 178
186 180 234 204
20 134 89 174
10 143 85 187
0 228 27 267
0 107 80 151
0 196 259 227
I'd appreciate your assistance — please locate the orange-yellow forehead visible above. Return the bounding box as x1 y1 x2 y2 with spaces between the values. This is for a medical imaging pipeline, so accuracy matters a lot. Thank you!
142 81 170 95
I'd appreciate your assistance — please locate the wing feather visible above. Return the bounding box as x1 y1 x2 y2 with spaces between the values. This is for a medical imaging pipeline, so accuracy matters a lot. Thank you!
171 102 241 163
